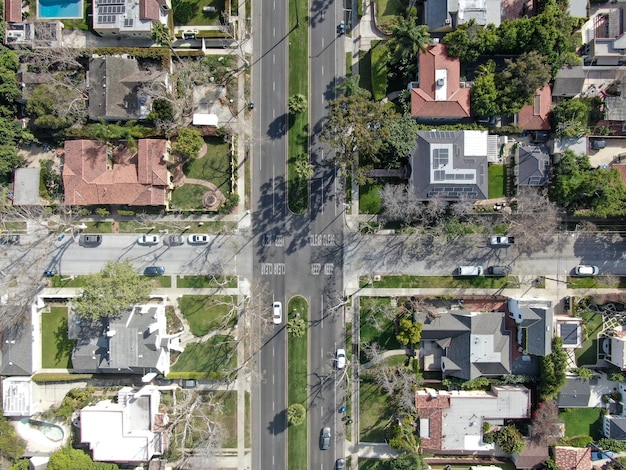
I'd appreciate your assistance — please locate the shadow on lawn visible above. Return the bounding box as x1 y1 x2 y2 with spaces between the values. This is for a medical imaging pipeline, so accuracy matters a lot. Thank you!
54 317 75 368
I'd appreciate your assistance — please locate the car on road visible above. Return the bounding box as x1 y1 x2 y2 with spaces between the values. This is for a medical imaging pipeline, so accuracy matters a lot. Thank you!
143 266 165 276
164 234 184 246
335 349 346 369
137 234 160 245
335 459 346 470
337 21 345 35
575 265 600 276
272 301 282 324
0 234 20 244
80 234 101 246
455 266 483 277
320 427 331 450
490 235 514 246
181 379 197 389
486 266 511 277
188 234 209 244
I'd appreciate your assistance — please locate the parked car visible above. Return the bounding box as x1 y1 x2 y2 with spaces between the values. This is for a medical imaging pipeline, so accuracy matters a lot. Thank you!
590 140 607 149
144 266 165 276
164 234 184 246
0 234 20 244
188 234 209 244
337 21 346 35
272 301 282 324
335 349 346 369
181 379 197 389
486 266 511 277
574 265 600 276
137 234 160 245
490 235 514 246
455 266 483 277
476 116 497 125
43 269 57 277
80 234 102 246
335 458 346 470
591 451 615 461
320 427 331 450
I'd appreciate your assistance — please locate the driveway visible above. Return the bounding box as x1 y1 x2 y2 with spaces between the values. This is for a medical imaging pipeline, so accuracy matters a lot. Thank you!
588 139 626 166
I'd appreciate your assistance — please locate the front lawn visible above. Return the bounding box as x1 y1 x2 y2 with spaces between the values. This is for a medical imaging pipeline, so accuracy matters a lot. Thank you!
560 407 604 439
179 295 238 336
371 41 388 101
41 306 75 369
360 460 393 470
488 164 506 198
360 182 383 214
170 183 211 210
567 276 626 289
374 0 405 30
360 297 402 362
184 137 231 192
360 377 392 442
177 275 237 288
171 335 236 378
214 390 237 447
358 50 374 96
174 0 226 26
575 308 604 366
362 274 517 289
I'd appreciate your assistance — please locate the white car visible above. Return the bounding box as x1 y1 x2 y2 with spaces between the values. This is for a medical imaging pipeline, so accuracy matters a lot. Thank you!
188 234 209 244
272 302 282 324
335 349 346 369
137 234 160 245
575 265 600 276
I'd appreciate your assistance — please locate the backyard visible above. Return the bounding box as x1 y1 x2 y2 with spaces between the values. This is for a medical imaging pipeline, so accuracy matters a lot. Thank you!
174 0 226 26
488 164 506 198
575 307 604 367
179 295 238 336
170 335 236 378
560 407 604 440
41 306 75 369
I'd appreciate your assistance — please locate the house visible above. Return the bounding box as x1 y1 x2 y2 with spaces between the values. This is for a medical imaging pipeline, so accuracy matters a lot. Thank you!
81 386 168 463
410 130 490 201
0 316 34 377
514 86 552 131
423 0 501 32
602 382 626 440
555 446 592 470
418 309 511 380
584 5 626 66
12 168 41 206
557 376 593 408
92 0 169 38
72 298 182 377
416 385 531 453
2 377 35 417
411 44 471 122
88 56 168 121
600 327 626 370
514 144 550 187
507 299 553 356
62 139 173 207
556 316 583 349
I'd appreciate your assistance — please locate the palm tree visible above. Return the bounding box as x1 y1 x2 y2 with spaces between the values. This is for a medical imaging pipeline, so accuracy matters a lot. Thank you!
387 17 432 82
288 94 307 115
151 22 180 62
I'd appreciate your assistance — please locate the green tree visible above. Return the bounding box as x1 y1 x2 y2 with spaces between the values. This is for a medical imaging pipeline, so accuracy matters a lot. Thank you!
172 0 194 24
498 51 551 113
470 61 500 117
576 367 593 382
0 411 25 462
390 452 429 470
73 261 151 321
538 337 568 401
287 403 306 426
539 459 561 470
388 417 421 452
0 145 25 185
385 17 432 82
151 22 174 47
173 128 204 160
550 98 589 137
293 153 314 180
287 317 306 338
442 20 484 63
396 317 423 346
47 446 119 470
380 112 419 168
147 98 175 125
493 425 526 455
288 94 307 115
8 460 30 470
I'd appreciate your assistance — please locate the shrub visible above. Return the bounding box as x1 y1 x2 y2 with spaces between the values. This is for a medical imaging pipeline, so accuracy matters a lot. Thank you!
563 435 593 448
287 403 306 426
116 209 135 216
597 438 626 453
32 373 93 383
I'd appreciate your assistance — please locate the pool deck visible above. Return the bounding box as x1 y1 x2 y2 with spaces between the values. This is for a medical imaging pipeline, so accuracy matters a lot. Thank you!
12 420 68 453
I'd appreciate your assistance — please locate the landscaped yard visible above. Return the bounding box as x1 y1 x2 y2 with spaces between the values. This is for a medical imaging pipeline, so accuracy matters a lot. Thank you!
177 275 237 288
575 307 604 367
371 41 388 101
374 0 405 30
560 407 604 439
360 377 392 442
567 276 626 289
360 297 402 362
171 335 236 378
213 390 237 447
361 274 517 289
185 137 231 191
174 0 226 26
171 183 213 210
488 164 506 198
359 459 393 470
360 182 383 214
179 295 238 336
358 51 374 95
41 306 75 369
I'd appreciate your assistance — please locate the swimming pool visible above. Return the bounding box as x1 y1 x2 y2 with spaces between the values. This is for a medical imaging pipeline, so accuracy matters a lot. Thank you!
38 0 83 19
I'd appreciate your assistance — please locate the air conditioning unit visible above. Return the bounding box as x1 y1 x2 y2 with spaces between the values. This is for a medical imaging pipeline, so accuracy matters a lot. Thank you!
444 18 452 25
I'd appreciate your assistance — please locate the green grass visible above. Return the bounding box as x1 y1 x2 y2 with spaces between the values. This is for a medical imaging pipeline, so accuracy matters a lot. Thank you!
214 390 237 447
171 335 236 377
360 297 402 362
567 276 626 289
371 41 388 101
287 0 309 214
288 295 308 470
51 274 171 288
488 164 506 199
374 0 406 30
184 137 231 191
575 308 604 366
179 295 238 336
245 391 251 447
346 52 352 76
358 51 374 95
360 182 383 214
176 275 237 288
82 222 113 233
41 306 75 369
171 183 213 210
174 0 226 26
359 378 392 442
361 275 518 289
359 459 393 470
560 407 604 439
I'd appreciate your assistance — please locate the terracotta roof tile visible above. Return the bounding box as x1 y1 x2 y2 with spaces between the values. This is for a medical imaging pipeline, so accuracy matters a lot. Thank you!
140 0 161 20
555 446 592 470
516 86 552 131
415 391 451 451
5 0 22 23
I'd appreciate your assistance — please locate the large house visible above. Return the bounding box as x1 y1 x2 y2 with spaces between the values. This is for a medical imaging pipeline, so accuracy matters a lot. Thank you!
423 0 501 33
72 298 182 378
411 44 471 122
81 386 168 463
508 299 554 356
92 0 170 38
416 385 531 453
583 5 626 66
62 139 173 207
411 130 490 201
600 327 626 370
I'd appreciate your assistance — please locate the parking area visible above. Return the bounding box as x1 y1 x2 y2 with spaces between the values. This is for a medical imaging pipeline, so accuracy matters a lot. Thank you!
588 138 626 167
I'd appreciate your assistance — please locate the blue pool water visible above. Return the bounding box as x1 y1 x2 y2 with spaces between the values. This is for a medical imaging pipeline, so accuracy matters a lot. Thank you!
38 0 83 18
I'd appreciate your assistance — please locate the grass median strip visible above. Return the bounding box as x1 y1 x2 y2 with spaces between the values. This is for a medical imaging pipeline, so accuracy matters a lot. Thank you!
288 296 308 469
361 275 518 289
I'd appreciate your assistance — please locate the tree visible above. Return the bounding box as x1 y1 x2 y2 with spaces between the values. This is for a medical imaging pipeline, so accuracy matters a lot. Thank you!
72 261 151 321
0 145 25 185
380 112 418 168
576 367 593 382
385 17 432 82
498 51 551 113
470 61 500 117
293 153 313 180
288 94 307 115
0 411 25 463
287 403 306 426
492 425 526 455
172 0 194 24
538 336 568 401
442 20 485 63
531 400 563 446
390 452 429 470
551 98 589 137
389 418 421 453
396 317 423 346
47 447 118 470
173 128 204 160
287 316 306 338
8 460 30 470
151 22 174 47
379 184 424 225
147 98 175 126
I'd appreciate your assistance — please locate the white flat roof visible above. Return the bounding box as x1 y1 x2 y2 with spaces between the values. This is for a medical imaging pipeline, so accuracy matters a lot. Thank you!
193 113 218 127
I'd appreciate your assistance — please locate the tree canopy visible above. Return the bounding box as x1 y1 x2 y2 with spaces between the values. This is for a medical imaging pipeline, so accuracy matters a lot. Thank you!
0 410 25 463
384 17 432 82
173 127 204 160
47 447 118 470
73 261 151 321
538 336 568 401
550 98 589 137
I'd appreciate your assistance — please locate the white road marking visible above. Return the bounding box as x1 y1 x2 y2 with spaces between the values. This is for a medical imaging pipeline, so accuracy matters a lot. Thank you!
273 54 275 65
321 65 324 76
272 346 275 357
273 81 276 91
322 38 325 48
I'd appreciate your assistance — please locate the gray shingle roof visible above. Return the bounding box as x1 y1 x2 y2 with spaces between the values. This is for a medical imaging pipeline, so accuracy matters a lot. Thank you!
609 417 626 440
517 145 550 187
558 377 592 408
1 319 33 376
560 323 580 346
553 66 586 98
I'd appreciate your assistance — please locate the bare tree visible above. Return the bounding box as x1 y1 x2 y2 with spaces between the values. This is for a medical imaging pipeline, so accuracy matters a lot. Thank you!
530 400 562 446
450 193 475 218
424 193 447 223
362 341 384 367
379 184 425 225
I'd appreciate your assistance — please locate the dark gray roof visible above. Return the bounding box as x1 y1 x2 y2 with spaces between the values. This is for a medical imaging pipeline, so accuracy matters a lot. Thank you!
417 310 470 340
609 417 626 440
425 0 450 31
553 66 586 98
517 145 550 187
560 323 580 346
411 130 489 201
0 319 33 376
524 307 553 356
558 377 591 408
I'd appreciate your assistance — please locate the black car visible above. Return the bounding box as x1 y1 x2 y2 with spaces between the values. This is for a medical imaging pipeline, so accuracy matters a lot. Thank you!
0 234 20 244
335 459 346 470
181 379 197 389
486 266 511 277
143 266 165 276
80 234 102 246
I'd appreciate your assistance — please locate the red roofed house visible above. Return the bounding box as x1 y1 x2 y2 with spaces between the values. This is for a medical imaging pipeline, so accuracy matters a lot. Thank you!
514 86 552 131
554 446 592 470
62 139 172 207
4 0 22 23
411 44 471 122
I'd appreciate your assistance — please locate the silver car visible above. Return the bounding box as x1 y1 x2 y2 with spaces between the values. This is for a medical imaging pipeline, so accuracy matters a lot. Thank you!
320 427 331 450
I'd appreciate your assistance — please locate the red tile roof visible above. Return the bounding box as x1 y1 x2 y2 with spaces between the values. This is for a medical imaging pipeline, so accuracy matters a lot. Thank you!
516 86 552 131
411 44 471 119
62 139 169 206
5 0 22 23
555 446 592 470
415 391 451 451
140 0 161 20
